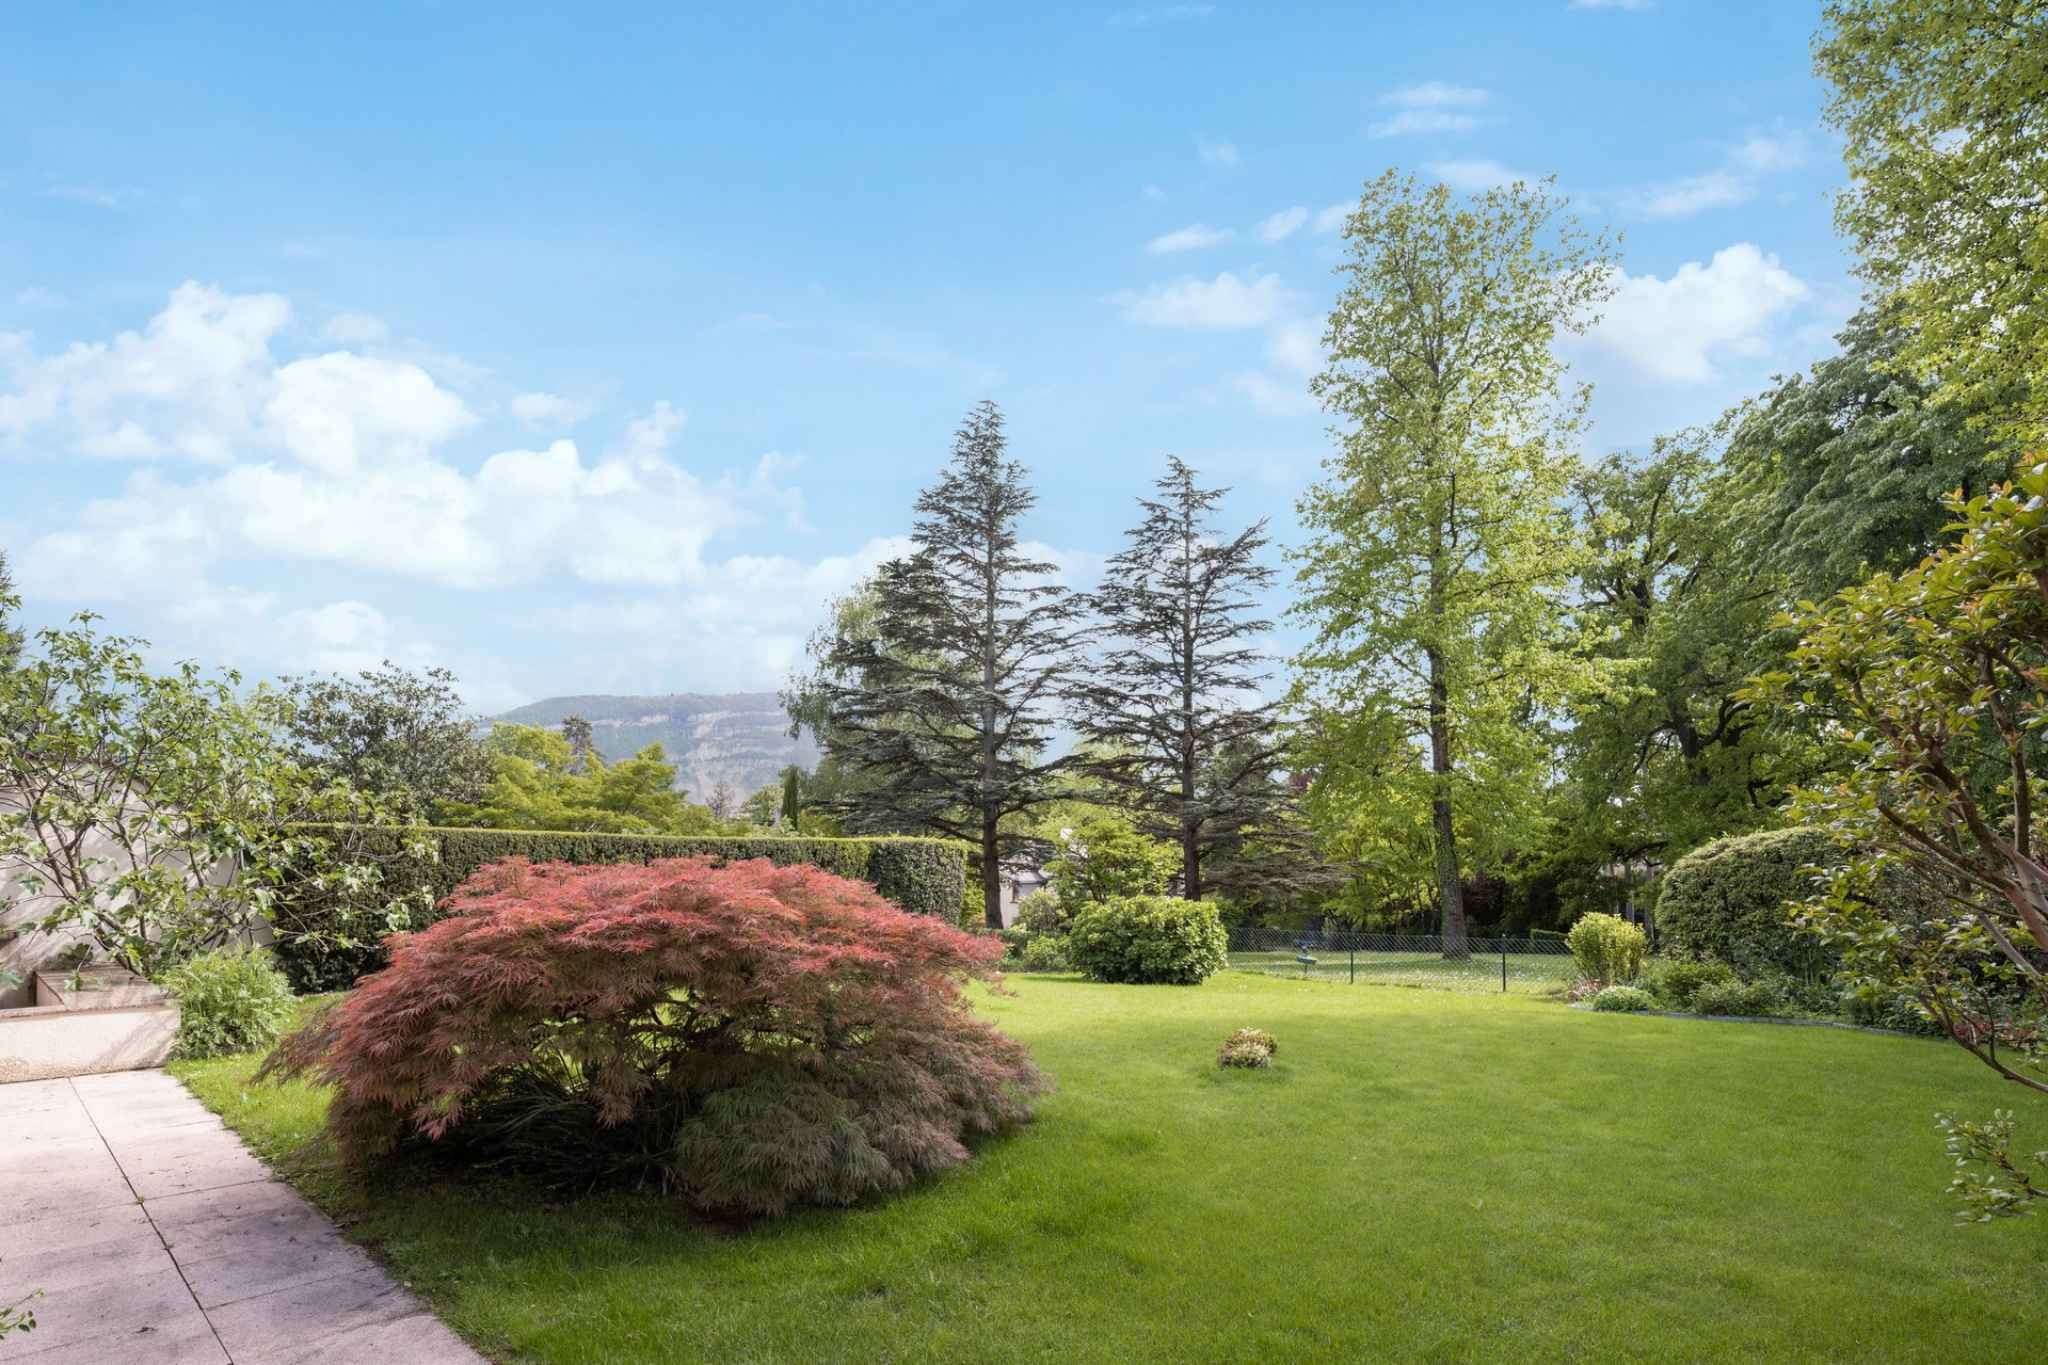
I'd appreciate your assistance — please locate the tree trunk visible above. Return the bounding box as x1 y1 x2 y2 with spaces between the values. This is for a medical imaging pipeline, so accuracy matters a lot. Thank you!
1428 646 1469 959
982 810 1004 930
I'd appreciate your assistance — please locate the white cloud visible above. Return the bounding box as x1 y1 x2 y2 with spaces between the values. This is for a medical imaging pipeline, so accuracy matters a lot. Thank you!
1107 4 1215 25
1113 271 1293 329
1586 243 1810 382
1426 159 1538 191
1732 130 1810 173
265 352 474 476
322 312 389 345
1265 319 1322 376
0 281 290 462
1146 223 1235 254
1196 136 1240 168
1381 81 1490 109
1256 206 1309 243
1636 169 1753 219
1370 110 1480 138
1370 82 1489 138
509 390 590 427
1312 202 1350 234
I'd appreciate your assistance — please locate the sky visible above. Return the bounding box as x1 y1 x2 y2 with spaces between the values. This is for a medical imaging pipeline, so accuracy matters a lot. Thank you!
1 1 1855 713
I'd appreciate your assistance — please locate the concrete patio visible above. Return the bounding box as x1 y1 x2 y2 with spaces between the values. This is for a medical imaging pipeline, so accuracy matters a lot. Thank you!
0 1070 482 1363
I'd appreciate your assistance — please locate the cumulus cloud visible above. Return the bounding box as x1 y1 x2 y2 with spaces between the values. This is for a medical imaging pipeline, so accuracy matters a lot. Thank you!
1113 272 1293 329
1256 206 1309 243
1586 243 1810 382
1146 223 1235 254
1312 202 1351 234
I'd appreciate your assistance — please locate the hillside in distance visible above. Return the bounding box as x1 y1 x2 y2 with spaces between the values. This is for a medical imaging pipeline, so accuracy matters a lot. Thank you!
492 693 819 804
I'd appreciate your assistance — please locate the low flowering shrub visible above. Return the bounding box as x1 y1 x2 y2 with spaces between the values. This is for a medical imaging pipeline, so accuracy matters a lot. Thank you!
1566 913 1648 986
1590 985 1654 1013
1563 978 1605 1005
262 857 1048 1217
1067 895 1229 985
1224 1027 1276 1056
1218 1037 1273 1068
162 947 298 1060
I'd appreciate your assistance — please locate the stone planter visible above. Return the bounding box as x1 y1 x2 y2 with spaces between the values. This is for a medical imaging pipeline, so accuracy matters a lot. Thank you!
0 967 178 1082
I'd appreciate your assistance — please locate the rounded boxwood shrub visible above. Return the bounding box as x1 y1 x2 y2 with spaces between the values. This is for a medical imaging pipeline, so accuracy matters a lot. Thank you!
263 857 1047 1217
1655 827 1837 981
1066 894 1229 985
1590 984 1654 1013
1565 912 1647 985
162 947 298 1060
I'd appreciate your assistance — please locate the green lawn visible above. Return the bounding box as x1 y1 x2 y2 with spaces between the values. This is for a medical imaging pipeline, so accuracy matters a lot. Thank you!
173 974 2047 1363
1226 948 1577 993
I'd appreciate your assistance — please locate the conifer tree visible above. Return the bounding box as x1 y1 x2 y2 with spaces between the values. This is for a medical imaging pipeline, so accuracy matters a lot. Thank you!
1072 458 1288 901
809 401 1080 924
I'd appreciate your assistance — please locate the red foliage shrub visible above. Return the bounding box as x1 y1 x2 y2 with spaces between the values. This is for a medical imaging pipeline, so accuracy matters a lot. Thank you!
263 857 1048 1216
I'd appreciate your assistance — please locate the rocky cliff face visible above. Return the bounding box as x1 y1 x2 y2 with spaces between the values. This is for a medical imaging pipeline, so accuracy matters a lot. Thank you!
492 693 819 803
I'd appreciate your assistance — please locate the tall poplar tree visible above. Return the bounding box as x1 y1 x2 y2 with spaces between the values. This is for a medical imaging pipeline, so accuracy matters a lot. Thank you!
808 401 1079 925
1290 172 1617 958
1072 457 1287 901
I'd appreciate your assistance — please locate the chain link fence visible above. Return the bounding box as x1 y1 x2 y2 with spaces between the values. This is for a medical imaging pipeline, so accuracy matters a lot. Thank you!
1227 925 1578 995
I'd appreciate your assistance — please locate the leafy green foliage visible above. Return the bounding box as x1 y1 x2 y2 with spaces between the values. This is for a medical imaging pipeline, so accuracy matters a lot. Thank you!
1046 811 1176 912
163 947 298 1060
1066 894 1228 985
270 825 967 990
262 857 1046 1217
1564 913 1647 986
1291 172 1620 956
1013 935 1071 973
1690 978 1791 1019
1590 985 1654 1013
441 724 724 835
1655 828 1839 982
0 615 422 978
1639 957 1738 1013
1753 465 2048 1215
281 662 492 818
1818 0 2048 448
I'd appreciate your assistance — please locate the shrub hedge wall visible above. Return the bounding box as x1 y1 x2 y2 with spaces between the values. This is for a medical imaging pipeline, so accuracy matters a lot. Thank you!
273 825 967 993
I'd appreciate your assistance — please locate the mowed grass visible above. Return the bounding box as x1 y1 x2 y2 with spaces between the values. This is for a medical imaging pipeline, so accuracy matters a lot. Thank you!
172 974 2047 1363
1226 949 1576 993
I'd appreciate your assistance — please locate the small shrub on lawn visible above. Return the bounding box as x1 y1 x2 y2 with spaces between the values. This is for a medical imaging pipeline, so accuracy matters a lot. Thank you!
1067 895 1228 985
1640 957 1737 1012
1218 1029 1276 1068
1563 978 1605 1004
1691 977 1789 1018
262 857 1048 1217
162 947 297 1060
1014 935 1071 973
1565 913 1647 985
1591 985 1654 1013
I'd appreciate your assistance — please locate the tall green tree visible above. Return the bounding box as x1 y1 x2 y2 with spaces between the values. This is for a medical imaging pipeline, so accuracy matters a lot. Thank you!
1290 173 1617 958
1070 457 1288 900
443 723 719 835
1720 305 2018 598
281 662 492 817
780 765 802 832
806 401 1081 926
1817 0 2048 447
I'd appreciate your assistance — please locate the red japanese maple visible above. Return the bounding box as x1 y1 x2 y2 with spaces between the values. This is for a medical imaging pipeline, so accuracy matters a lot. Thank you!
264 856 1047 1215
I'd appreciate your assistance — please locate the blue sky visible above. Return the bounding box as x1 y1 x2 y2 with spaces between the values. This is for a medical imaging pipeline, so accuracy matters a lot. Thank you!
2 1 1852 712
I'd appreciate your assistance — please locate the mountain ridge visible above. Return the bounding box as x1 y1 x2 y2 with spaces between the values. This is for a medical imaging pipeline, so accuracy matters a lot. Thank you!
493 692 818 804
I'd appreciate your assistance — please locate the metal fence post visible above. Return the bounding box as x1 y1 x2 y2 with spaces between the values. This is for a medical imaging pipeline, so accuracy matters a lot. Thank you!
1349 943 1355 984
1501 939 1508 994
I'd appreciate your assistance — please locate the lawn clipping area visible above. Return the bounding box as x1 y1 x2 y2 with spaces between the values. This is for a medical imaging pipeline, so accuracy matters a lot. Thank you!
173 973 2048 1364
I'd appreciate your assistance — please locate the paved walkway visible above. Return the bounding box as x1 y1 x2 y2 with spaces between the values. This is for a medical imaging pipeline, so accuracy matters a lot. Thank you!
0 1070 482 1364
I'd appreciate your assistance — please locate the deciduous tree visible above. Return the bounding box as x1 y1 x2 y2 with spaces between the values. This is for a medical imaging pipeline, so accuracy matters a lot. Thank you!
1290 172 1617 957
281 662 492 817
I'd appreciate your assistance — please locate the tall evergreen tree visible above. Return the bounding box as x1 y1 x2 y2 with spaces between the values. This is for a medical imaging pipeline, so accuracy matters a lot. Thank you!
1290 173 1617 958
808 401 1080 925
1072 457 1287 901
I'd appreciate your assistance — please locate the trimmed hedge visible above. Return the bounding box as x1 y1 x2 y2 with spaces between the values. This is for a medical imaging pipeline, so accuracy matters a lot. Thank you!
273 825 967 993
1655 827 1837 982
